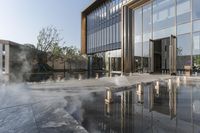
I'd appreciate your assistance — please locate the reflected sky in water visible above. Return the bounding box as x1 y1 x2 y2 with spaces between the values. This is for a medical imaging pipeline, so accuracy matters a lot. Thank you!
67 78 200 133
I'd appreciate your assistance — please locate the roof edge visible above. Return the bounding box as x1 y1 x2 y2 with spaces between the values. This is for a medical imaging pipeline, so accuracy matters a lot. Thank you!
82 0 107 15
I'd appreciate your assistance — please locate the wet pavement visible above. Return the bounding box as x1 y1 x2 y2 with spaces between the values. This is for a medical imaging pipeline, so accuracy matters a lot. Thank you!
70 78 200 133
0 83 88 133
0 75 200 133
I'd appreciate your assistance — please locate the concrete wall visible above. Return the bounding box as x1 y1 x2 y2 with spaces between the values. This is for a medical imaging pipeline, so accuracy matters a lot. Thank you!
0 40 38 82
9 44 37 81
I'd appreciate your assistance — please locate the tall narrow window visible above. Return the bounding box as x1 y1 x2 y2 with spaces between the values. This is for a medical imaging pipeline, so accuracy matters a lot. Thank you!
2 44 5 51
134 8 142 72
2 55 5 72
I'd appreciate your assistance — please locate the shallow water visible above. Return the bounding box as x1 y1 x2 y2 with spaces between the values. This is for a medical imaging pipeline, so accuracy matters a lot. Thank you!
67 78 200 133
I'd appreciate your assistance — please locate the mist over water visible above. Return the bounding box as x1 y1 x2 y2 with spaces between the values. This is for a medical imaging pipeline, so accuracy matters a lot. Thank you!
100 76 131 87
0 83 32 109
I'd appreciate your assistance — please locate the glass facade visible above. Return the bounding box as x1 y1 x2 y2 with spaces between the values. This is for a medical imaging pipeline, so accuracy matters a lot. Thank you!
193 0 200 73
86 0 130 72
87 0 131 54
131 0 198 74
85 0 200 74
177 34 191 70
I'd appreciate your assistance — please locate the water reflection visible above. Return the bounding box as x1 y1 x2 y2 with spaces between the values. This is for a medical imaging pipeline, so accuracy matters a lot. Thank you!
75 78 200 133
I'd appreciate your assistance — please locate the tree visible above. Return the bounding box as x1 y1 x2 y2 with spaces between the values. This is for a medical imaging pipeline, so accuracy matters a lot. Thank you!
62 46 78 70
48 43 63 69
75 50 87 70
61 46 87 77
36 26 64 68
37 26 62 52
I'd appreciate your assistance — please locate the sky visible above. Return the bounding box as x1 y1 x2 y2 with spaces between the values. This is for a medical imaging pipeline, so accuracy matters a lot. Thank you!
0 0 91 49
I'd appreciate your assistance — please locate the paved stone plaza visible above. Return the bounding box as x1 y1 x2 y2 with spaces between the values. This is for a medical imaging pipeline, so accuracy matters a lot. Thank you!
0 74 171 133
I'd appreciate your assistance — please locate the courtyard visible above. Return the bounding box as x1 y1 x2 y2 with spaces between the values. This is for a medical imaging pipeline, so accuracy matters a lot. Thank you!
1 74 200 133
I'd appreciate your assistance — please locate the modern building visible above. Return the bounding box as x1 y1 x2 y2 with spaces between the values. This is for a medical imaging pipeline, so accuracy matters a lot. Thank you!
81 0 200 75
0 40 37 82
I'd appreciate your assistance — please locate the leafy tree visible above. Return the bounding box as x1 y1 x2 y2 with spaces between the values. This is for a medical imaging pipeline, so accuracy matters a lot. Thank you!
75 50 87 70
36 26 64 68
62 46 78 70
48 43 63 69
37 26 62 52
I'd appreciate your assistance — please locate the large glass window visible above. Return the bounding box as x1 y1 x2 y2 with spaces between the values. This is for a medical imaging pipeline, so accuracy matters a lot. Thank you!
143 4 152 34
134 8 143 72
193 32 200 72
177 23 191 35
153 27 175 39
135 8 142 42
193 20 200 32
86 0 126 54
192 0 200 20
153 0 175 31
193 32 200 54
177 0 191 24
134 43 142 72
177 34 191 70
143 4 152 42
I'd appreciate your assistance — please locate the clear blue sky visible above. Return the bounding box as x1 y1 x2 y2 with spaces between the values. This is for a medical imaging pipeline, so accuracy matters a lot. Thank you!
0 0 91 49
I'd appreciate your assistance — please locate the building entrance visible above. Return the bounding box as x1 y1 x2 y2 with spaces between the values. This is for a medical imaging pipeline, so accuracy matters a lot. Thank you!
153 38 170 73
149 35 177 75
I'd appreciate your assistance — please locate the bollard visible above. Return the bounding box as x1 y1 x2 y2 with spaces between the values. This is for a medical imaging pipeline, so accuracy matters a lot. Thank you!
121 73 123 77
176 77 180 87
78 73 82 80
95 73 99 79
129 73 132 76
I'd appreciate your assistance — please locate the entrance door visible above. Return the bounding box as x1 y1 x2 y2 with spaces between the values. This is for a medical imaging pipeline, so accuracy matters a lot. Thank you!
149 35 177 74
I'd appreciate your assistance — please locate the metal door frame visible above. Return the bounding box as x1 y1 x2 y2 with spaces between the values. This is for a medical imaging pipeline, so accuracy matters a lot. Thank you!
149 35 177 74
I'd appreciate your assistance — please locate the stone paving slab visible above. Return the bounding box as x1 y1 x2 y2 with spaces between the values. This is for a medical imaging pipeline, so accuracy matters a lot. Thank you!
0 87 88 133
0 106 38 133
32 99 88 133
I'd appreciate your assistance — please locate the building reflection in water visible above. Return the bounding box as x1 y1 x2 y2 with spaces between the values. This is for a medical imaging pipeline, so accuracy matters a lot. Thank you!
136 83 144 104
80 78 200 133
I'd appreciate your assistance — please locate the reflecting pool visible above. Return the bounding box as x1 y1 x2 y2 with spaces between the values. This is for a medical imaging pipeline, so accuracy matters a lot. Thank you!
67 78 200 133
